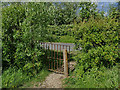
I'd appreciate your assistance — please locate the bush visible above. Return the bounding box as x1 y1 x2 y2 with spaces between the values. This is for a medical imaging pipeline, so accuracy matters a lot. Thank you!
2 3 26 69
67 17 120 88
2 3 54 72
74 17 119 69
2 3 55 88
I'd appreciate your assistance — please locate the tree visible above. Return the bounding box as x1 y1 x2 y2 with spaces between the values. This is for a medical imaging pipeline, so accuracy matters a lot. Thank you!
53 2 98 25
2 2 55 72
117 1 120 11
2 3 26 68
78 2 98 22
108 2 120 21
53 2 79 25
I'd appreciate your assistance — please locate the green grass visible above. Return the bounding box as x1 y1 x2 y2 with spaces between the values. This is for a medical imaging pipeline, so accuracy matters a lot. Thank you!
0 67 1 88
48 35 75 43
59 35 75 43
0 76 1 88
20 69 51 88
63 65 119 88
2 67 28 88
2 67 51 88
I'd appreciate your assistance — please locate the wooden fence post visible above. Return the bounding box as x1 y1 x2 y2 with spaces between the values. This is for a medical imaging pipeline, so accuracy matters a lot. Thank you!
63 49 68 77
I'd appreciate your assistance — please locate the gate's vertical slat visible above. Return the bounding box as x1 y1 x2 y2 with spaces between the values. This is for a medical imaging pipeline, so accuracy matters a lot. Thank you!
46 43 47 65
54 44 56 70
57 44 58 71
43 43 45 64
69 46 70 59
49 43 50 69
60 45 61 69
63 45 64 65
51 43 53 69
66 46 67 61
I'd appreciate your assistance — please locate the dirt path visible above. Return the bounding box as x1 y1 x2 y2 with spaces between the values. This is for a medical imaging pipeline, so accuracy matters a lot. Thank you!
32 61 76 88
34 73 65 88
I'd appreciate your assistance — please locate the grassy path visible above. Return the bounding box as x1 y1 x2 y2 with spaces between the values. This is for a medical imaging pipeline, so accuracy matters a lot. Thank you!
20 71 65 88
34 73 65 88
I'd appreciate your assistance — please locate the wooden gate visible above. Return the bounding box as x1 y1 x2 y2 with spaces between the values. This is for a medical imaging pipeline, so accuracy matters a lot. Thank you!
40 42 71 77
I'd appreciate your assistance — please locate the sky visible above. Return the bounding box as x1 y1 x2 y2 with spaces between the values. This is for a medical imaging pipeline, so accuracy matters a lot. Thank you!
1 0 119 2
91 0 119 2
1 1 119 16
75 2 118 16
96 2 118 16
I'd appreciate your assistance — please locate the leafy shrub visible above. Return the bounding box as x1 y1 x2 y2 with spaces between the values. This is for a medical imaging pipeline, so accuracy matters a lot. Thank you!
2 3 54 72
67 17 120 88
74 17 119 69
2 3 26 69
2 3 55 88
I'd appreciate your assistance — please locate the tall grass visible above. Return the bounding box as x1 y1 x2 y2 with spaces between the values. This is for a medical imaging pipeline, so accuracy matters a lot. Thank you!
2 67 29 88
0 67 1 88
2 67 50 88
20 69 51 88
63 65 119 88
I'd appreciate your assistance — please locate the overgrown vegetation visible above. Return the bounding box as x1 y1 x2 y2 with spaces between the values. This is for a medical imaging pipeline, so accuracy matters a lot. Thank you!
63 17 119 88
2 2 54 88
74 17 119 68
2 2 120 88
64 65 118 88
2 67 50 88
63 3 120 88
47 24 75 43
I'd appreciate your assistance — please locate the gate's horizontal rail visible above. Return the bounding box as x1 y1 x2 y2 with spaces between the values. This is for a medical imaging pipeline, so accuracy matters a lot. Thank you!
47 57 63 60
39 42 75 52
48 69 64 74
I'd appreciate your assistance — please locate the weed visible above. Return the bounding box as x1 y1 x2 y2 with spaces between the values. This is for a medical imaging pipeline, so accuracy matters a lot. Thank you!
63 65 118 88
2 67 51 88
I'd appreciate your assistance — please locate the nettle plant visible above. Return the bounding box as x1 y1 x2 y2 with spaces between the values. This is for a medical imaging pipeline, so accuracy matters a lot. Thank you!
73 17 119 73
